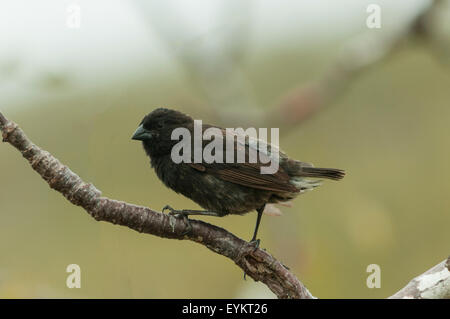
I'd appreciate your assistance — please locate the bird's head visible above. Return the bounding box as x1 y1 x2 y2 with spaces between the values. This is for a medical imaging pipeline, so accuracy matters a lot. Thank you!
132 108 193 157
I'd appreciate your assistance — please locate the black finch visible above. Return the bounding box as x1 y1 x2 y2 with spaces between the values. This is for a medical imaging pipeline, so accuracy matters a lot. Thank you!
132 108 345 244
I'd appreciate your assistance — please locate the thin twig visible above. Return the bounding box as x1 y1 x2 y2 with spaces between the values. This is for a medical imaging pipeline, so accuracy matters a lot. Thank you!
212 0 446 132
264 0 445 131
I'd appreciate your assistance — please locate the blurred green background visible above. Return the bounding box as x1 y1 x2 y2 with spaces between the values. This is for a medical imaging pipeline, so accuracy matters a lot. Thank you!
0 0 449 298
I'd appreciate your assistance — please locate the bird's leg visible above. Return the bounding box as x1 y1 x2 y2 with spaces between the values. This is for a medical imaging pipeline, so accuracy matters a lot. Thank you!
243 205 266 281
249 205 265 248
162 205 222 217
161 205 223 236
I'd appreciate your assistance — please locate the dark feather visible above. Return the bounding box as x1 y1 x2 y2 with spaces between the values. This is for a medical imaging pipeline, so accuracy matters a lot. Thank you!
133 108 345 217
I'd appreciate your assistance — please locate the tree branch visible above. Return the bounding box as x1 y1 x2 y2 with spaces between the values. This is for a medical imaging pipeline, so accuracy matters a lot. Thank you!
0 111 313 299
1 111 448 298
389 257 450 299
213 0 447 132
264 0 446 131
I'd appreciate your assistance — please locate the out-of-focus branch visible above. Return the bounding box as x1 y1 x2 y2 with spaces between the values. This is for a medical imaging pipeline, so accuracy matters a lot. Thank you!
136 1 447 130
261 0 446 131
390 257 450 299
0 111 313 299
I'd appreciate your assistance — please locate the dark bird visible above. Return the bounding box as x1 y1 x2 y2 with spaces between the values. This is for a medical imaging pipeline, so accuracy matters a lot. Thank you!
132 108 345 245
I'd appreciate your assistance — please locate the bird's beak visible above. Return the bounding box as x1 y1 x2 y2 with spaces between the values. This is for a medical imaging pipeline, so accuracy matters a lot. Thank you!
131 125 153 141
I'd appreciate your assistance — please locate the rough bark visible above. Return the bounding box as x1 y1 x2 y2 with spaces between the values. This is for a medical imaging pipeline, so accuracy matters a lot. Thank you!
1 111 448 299
389 257 450 299
0 111 313 299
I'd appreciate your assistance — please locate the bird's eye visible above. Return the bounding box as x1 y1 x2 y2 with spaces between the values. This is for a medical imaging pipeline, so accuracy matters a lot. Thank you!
156 122 164 129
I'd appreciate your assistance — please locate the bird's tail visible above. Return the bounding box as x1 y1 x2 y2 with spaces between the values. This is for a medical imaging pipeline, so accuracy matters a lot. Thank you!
299 167 345 181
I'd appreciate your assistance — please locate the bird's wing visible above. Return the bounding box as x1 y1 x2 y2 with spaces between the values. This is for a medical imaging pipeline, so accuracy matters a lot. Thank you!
188 126 299 193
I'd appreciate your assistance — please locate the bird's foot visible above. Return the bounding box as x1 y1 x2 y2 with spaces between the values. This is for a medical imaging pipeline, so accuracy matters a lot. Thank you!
162 205 192 236
249 238 260 250
162 205 179 214
243 239 262 280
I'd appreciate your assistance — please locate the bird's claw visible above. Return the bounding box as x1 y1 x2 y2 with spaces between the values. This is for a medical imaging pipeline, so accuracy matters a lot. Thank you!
162 205 176 214
162 205 192 235
249 239 260 251
243 239 262 280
